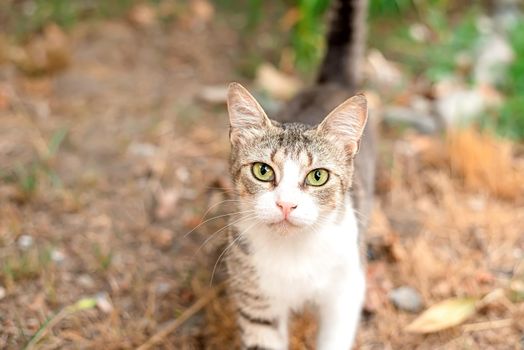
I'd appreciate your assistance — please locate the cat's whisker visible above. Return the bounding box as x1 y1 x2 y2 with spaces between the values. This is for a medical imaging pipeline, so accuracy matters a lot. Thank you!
183 210 256 238
209 220 260 286
329 198 370 222
199 199 245 220
203 186 241 194
195 213 258 254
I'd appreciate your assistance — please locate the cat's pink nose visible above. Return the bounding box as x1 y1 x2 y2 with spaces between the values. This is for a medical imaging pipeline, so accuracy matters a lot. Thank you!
276 201 297 218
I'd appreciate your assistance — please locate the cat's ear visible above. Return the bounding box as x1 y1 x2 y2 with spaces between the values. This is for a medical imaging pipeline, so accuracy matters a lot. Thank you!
227 82 272 145
317 94 368 155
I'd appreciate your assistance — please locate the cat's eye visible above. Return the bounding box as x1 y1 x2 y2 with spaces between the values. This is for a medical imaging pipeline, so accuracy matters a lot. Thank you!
252 162 275 182
305 169 329 186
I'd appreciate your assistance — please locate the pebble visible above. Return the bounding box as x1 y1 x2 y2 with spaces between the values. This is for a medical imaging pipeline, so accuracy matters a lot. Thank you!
0 286 6 300
51 249 66 263
155 282 172 295
128 142 157 157
95 292 113 313
389 286 424 313
77 274 96 289
17 235 33 250
383 106 438 134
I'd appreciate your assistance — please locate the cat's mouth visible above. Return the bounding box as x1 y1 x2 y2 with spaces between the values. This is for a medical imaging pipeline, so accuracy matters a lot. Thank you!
268 218 301 229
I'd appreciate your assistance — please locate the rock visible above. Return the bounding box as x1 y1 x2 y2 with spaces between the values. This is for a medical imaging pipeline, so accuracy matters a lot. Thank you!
389 286 424 313
17 235 33 250
128 142 157 157
95 292 113 313
474 33 514 86
493 0 522 33
0 286 6 300
77 274 96 289
383 107 438 134
51 249 66 263
409 23 431 43
434 80 502 126
155 282 172 295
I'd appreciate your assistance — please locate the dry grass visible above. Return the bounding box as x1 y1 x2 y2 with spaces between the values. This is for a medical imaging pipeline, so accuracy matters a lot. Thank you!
447 129 523 200
0 5 523 350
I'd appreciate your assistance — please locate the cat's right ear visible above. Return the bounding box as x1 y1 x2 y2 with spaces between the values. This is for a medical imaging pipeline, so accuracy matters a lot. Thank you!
227 82 271 145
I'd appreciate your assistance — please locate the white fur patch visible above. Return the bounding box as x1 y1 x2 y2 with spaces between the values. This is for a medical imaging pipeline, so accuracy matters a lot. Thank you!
236 194 365 349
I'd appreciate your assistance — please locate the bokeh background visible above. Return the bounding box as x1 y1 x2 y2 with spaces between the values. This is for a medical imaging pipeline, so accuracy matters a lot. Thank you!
0 0 523 349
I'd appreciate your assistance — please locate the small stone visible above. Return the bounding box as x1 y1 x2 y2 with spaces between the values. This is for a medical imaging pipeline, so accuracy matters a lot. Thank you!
409 23 431 43
77 274 95 289
155 282 172 295
0 286 6 300
128 142 157 157
95 292 113 313
51 249 65 263
383 106 438 134
17 235 33 250
474 33 514 86
389 286 424 313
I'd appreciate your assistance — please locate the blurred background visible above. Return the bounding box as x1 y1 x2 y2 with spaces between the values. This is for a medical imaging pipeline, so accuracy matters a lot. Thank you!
0 0 523 349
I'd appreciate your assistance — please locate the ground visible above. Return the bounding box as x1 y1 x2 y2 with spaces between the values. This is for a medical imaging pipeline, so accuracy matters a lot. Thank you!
1 5 524 350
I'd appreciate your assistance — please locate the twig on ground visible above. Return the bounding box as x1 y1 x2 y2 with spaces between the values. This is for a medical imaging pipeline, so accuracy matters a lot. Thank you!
462 318 513 332
137 283 226 350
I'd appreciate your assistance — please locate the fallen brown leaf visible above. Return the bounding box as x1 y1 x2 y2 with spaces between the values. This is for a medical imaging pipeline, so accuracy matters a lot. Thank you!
406 297 478 334
255 63 302 101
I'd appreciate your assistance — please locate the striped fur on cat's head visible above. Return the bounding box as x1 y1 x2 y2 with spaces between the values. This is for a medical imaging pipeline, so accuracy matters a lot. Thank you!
227 83 367 234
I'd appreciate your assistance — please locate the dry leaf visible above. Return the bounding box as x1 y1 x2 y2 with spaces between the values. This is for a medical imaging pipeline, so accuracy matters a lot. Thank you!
9 24 70 75
406 297 477 333
255 63 301 100
0 84 10 110
191 0 215 23
128 4 157 27
447 129 521 200
198 85 228 104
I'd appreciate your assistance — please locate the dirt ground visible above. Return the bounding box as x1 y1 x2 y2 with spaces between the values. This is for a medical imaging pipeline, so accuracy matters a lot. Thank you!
1 6 524 350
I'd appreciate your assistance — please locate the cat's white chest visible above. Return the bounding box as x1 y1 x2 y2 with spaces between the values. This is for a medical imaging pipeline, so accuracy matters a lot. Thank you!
237 211 361 310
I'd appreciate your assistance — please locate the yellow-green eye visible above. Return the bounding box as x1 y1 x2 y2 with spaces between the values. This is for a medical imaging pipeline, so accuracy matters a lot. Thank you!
306 169 329 186
252 162 275 182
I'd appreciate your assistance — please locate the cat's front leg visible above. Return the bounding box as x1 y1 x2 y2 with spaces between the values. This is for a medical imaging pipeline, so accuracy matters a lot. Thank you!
235 303 288 350
316 268 366 350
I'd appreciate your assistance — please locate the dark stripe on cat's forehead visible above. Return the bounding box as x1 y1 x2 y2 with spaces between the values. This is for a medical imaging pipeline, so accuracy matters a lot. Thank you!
266 124 319 162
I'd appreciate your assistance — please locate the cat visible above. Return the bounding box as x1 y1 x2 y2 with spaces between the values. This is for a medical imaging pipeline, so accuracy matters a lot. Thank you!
224 0 374 349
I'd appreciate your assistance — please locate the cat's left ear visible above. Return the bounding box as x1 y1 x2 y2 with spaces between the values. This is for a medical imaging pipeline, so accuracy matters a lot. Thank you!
227 82 272 145
317 94 368 155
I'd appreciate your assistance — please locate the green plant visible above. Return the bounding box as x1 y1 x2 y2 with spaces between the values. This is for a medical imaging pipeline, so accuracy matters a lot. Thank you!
0 0 145 41
495 21 524 140
424 9 480 83
92 243 113 271
291 0 330 73
8 128 68 198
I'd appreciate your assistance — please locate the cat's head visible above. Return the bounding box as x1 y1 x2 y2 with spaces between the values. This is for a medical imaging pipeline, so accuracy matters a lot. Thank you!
227 83 368 234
